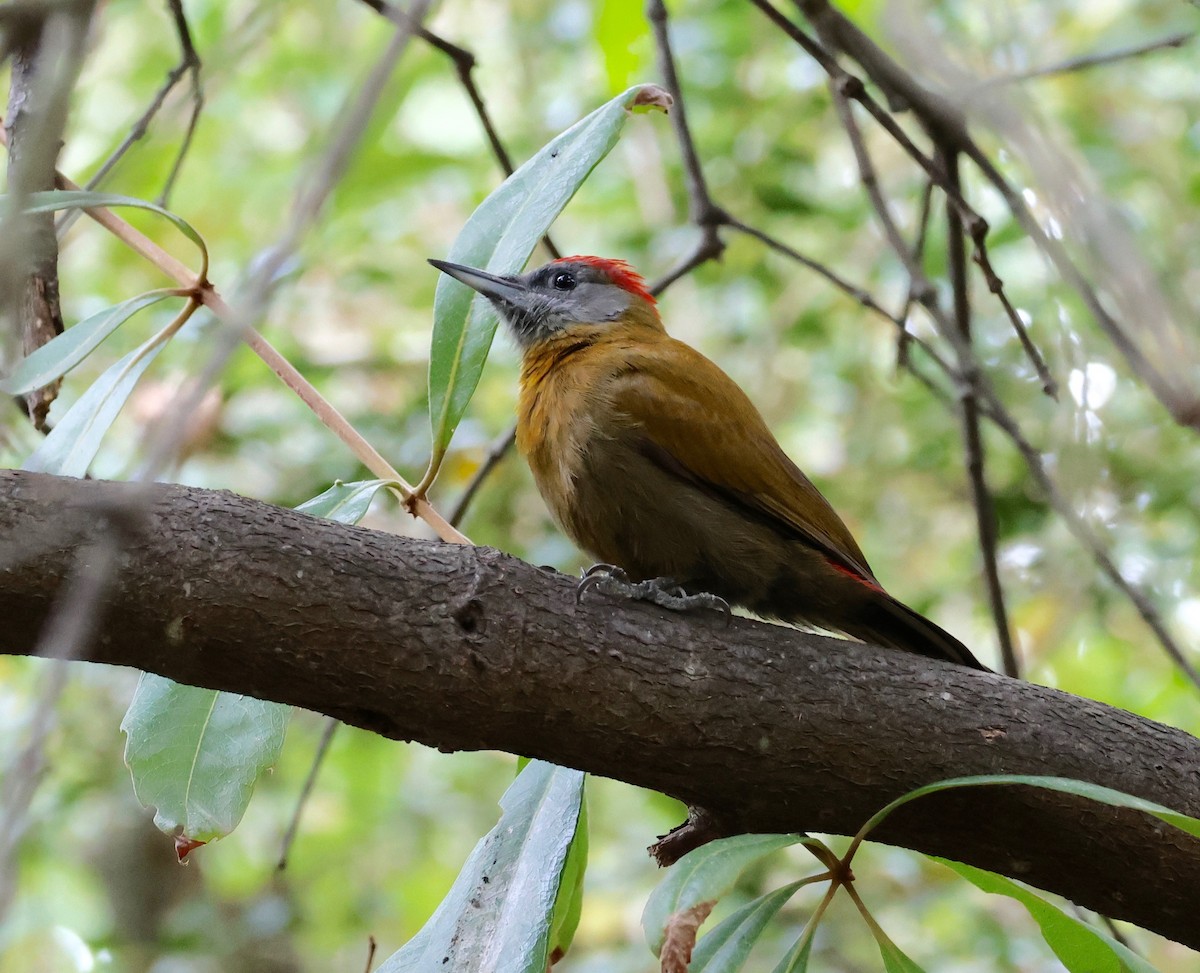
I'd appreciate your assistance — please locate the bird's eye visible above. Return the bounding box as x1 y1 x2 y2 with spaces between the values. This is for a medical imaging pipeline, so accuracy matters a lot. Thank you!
552 271 576 291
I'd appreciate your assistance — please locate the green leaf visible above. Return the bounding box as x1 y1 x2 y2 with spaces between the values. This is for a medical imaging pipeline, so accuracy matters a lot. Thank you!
597 0 645 93
295 478 390 524
691 880 806 973
939 860 1160 973
22 338 166 477
873 930 927 973
121 674 289 844
378 761 586 973
427 83 671 467
7 190 209 278
0 290 176 395
548 791 588 961
855 774 1200 845
642 833 804 956
769 933 814 973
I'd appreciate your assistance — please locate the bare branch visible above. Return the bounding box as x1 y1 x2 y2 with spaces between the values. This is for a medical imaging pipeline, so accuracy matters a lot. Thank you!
986 31 1195 85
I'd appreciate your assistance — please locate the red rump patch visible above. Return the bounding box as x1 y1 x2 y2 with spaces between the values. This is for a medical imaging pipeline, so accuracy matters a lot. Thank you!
830 559 885 592
553 255 656 305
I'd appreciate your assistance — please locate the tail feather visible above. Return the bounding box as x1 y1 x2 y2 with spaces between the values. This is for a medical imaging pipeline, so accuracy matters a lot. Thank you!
854 595 991 671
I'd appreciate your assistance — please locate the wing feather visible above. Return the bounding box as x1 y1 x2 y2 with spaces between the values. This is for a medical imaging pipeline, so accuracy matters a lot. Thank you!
608 338 879 584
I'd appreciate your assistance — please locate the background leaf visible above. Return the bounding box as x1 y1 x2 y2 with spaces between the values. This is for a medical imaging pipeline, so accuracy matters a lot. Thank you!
939 860 1161 973
691 880 806 973
642 833 804 956
22 338 166 477
0 290 175 396
120 673 289 845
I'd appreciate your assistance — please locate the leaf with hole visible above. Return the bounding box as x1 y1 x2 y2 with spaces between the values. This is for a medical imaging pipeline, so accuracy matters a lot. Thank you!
426 83 671 480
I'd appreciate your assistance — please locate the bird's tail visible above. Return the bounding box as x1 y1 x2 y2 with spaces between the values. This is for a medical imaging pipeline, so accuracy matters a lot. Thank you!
854 594 991 671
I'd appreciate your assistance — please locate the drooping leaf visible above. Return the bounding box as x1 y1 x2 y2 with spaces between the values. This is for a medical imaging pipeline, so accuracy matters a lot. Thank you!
939 860 1160 973
426 83 671 471
121 674 289 849
5 190 209 278
295 478 390 524
378 760 585 973
854 774 1200 845
23 338 166 477
691 880 806 973
0 290 176 395
642 833 804 956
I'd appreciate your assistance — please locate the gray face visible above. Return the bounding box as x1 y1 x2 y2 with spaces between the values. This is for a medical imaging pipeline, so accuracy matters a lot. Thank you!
429 258 636 348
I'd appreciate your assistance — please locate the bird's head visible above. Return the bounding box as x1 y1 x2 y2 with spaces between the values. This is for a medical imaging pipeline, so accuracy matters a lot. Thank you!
429 255 660 348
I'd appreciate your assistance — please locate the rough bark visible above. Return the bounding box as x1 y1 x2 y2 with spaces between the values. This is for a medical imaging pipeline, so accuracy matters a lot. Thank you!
2 469 1199 947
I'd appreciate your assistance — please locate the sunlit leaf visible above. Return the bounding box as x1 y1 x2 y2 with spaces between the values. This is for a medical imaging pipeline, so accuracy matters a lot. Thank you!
426 83 671 471
296 478 390 524
22 338 165 477
691 880 806 973
642 833 804 956
939 860 1160 973
121 674 289 847
0 290 176 395
378 761 585 973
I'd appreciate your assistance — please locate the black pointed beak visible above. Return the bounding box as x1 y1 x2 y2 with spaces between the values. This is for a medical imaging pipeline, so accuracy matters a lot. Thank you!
428 258 530 308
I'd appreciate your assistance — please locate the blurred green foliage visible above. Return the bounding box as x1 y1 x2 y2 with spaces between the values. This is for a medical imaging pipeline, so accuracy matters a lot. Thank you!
2 0 1199 969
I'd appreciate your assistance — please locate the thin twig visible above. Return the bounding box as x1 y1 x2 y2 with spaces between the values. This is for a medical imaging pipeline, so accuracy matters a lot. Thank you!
75 0 203 207
277 716 340 871
646 0 726 278
943 147 1020 678
156 0 203 207
358 0 562 259
895 178 934 369
449 423 517 529
987 31 1194 85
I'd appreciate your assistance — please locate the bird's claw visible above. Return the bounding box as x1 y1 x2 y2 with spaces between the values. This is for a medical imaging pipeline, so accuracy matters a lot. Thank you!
577 564 731 625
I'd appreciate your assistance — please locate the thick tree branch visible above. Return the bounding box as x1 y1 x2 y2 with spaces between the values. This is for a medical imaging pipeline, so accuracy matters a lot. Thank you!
3 470 1200 947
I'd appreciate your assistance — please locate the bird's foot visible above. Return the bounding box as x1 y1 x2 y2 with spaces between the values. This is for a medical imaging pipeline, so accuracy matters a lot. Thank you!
577 564 731 623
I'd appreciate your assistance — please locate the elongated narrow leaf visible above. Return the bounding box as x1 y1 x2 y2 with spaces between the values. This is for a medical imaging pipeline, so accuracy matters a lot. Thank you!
296 478 390 524
642 833 804 956
427 83 671 462
691 880 806 973
871 926 928 973
6 190 209 274
855 774 1200 845
23 339 165 477
121 674 289 846
549 791 588 961
0 290 175 395
378 761 585 973
769 932 814 973
939 860 1160 973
